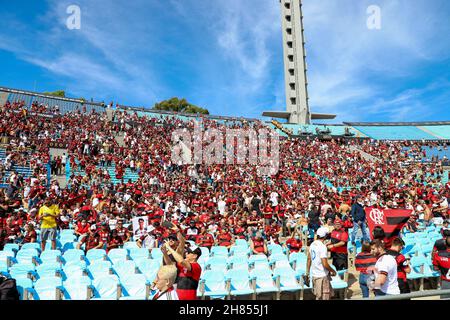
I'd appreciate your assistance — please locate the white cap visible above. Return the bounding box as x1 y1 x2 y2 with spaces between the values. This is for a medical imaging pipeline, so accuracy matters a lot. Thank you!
316 227 329 238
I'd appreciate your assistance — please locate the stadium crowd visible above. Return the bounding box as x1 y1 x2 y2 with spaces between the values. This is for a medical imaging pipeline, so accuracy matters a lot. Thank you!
0 98 449 300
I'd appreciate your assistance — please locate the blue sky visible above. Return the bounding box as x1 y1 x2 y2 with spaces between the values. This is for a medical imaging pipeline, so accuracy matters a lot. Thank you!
1 0 450 123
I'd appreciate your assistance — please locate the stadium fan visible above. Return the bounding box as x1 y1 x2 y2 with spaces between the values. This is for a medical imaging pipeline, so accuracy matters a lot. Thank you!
355 242 377 298
432 229 450 299
306 227 336 300
250 232 268 255
151 265 179 300
368 239 400 296
164 241 202 300
327 219 349 271
386 238 411 294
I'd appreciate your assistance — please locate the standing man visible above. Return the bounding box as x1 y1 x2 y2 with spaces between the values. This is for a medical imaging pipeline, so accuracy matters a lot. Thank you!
368 239 400 296
327 219 349 271
350 196 370 244
306 227 337 300
432 229 450 299
164 241 202 300
38 196 60 251
386 238 411 294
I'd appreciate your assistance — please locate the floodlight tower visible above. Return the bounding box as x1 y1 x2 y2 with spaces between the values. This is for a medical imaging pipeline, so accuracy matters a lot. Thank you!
263 0 336 125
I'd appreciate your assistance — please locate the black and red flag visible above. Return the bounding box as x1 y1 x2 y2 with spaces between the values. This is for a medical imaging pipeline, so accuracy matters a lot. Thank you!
365 207 412 240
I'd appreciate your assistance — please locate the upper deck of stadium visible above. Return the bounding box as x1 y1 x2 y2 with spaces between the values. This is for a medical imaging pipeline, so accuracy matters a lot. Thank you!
2 86 450 142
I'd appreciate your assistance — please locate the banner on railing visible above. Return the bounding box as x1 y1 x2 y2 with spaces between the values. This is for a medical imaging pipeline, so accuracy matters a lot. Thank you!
365 207 412 240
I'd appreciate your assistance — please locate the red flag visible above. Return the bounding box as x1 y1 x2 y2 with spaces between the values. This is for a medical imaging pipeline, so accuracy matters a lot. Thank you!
365 207 412 240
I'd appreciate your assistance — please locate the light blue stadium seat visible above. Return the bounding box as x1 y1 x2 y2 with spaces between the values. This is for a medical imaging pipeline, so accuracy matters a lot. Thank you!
330 266 348 290
273 260 292 270
210 246 229 258
15 248 39 264
269 253 288 264
4 243 19 252
420 243 435 257
150 248 163 260
268 244 284 255
200 247 210 257
249 255 268 264
0 250 15 266
62 242 78 252
128 248 150 261
62 276 92 300
21 243 41 252
250 268 278 295
227 255 248 268
294 259 307 276
60 229 75 236
62 263 86 279
136 259 160 282
200 270 228 299
123 242 139 250
28 277 64 300
230 245 249 256
119 274 150 300
226 269 253 296
91 276 120 300
234 239 249 248
288 252 299 263
108 248 128 264
15 277 33 300
88 261 112 279
206 256 227 269
253 259 271 271
273 268 301 292
39 250 62 264
0 260 8 275
9 263 36 279
35 263 62 279
113 260 137 279
59 234 77 243
62 249 85 263
86 249 107 263
408 256 428 280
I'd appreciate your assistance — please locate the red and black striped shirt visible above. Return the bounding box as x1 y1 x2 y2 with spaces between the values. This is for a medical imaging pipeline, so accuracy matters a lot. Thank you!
355 252 377 274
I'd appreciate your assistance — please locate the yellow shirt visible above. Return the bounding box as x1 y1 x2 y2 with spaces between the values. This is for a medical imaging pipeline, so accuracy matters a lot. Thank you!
38 205 60 229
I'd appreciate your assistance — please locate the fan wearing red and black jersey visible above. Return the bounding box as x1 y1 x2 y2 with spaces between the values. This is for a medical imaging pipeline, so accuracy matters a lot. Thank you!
164 241 202 300
386 238 411 294
432 229 450 299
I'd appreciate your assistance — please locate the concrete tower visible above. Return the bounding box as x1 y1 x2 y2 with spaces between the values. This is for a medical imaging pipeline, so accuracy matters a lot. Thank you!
263 0 335 125
280 0 310 124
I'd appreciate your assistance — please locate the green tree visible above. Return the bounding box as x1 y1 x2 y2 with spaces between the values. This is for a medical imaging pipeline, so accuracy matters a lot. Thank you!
43 90 66 98
153 97 209 115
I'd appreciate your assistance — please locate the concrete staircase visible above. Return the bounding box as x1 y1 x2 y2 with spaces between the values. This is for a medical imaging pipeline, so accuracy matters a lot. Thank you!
0 92 9 107
348 145 381 162
115 133 126 147
417 126 445 140
49 148 68 188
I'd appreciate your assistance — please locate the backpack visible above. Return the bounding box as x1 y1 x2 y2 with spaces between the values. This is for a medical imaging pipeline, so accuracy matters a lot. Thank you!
0 276 20 300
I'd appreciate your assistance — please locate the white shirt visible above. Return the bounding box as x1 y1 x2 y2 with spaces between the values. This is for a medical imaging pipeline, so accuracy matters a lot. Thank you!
309 240 329 278
374 254 400 295
218 200 226 215
152 288 179 300
270 192 279 206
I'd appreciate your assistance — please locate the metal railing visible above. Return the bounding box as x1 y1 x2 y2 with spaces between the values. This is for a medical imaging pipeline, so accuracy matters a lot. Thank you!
369 289 450 300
